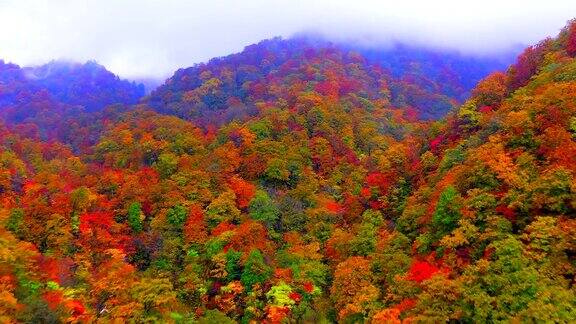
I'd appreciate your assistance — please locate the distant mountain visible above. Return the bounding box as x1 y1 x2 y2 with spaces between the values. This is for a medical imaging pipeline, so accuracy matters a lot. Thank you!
134 77 165 95
356 43 516 100
22 60 145 111
147 37 514 125
0 60 145 147
0 60 144 115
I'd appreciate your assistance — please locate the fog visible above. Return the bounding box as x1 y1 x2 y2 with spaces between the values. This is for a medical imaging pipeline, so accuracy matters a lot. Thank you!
1 0 575 79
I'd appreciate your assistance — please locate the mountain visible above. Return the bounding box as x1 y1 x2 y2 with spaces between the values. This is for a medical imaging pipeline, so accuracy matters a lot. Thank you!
1 60 144 111
22 60 144 112
0 60 144 119
0 60 145 148
146 37 511 124
1 21 576 323
357 43 516 100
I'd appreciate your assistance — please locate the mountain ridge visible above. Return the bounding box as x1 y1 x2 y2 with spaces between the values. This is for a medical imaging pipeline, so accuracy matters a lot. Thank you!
146 36 513 124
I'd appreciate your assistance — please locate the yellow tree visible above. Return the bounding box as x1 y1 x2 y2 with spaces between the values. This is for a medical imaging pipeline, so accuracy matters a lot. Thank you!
330 256 379 321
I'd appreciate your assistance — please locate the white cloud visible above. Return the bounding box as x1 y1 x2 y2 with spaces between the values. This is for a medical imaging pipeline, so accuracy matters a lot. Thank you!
0 0 575 78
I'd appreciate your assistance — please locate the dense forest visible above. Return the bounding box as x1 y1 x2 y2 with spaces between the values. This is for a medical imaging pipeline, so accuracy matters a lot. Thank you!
0 20 575 323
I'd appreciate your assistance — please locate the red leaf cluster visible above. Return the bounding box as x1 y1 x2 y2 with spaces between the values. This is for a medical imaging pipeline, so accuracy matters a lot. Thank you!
407 260 441 283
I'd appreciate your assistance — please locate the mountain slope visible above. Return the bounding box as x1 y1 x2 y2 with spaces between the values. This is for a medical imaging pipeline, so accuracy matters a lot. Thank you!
0 23 575 323
387 21 576 322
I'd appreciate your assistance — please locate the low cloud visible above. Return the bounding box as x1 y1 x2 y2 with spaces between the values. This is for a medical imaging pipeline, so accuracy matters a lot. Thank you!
1 0 575 79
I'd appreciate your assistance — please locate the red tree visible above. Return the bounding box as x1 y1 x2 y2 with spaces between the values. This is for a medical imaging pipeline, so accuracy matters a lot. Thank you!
567 22 576 57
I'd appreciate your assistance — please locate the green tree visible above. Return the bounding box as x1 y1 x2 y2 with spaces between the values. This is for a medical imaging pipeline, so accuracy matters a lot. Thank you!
127 202 144 232
372 231 412 287
351 209 383 256
155 152 179 178
131 277 177 317
249 190 279 228
266 282 295 307
198 309 235 324
241 249 272 291
205 190 241 228
167 205 188 228
225 249 242 281
6 208 24 238
461 236 540 321
432 186 461 239
265 158 290 182
409 275 463 322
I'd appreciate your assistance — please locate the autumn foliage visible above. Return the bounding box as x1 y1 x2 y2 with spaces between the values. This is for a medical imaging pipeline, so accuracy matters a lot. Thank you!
1 22 576 323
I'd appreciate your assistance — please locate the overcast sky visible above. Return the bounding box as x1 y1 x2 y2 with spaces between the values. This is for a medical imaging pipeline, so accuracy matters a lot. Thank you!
1 0 575 79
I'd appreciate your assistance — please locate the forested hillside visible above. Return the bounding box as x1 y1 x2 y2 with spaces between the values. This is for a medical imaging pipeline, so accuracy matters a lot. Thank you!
0 21 575 323
146 37 508 123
